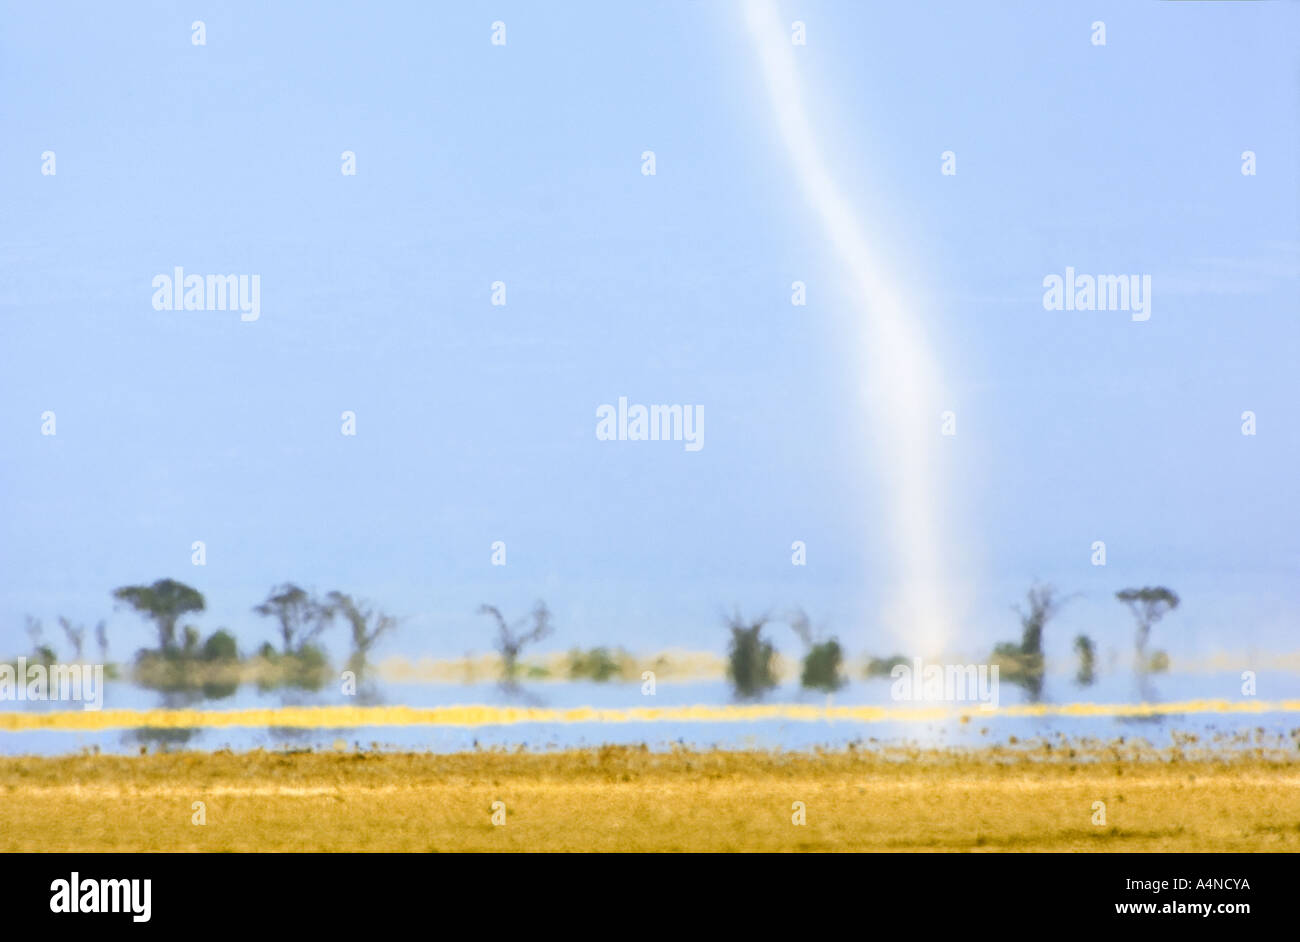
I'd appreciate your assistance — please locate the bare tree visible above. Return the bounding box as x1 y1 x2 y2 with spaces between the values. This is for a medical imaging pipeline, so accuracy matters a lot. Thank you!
58 617 86 661
787 607 814 647
991 583 1073 700
1014 583 1070 659
25 616 43 650
25 616 56 665
254 584 329 654
477 602 553 685
326 591 398 676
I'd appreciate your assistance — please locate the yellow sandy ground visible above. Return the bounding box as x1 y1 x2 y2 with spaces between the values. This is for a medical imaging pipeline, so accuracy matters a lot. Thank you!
1 745 1298 851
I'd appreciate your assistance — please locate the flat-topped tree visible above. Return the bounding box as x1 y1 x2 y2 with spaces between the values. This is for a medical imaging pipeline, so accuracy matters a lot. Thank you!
112 579 205 652
1116 586 1179 669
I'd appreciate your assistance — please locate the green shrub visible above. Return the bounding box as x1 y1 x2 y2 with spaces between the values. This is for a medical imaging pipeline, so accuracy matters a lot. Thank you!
991 642 1044 693
864 655 909 678
30 644 58 668
200 629 239 662
567 647 624 682
800 640 845 692
251 641 332 691
133 648 192 693
1073 634 1096 686
287 643 329 690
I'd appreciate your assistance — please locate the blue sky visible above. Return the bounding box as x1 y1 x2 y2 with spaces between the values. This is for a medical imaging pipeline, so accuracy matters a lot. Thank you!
1 1 1297 667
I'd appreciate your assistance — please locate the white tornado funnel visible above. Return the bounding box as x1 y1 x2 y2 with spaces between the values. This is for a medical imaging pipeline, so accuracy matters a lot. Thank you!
745 0 960 656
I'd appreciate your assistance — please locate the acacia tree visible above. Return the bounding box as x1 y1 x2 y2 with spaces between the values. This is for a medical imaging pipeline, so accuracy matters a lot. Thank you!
1116 587 1179 669
992 583 1070 699
326 591 398 676
477 601 553 684
1014 583 1068 660
113 579 205 652
254 583 328 655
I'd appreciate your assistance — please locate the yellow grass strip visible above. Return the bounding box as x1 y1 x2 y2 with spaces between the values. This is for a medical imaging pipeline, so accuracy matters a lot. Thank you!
2 698 1300 732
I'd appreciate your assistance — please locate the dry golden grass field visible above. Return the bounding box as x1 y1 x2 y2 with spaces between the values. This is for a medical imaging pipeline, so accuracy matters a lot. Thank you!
2 744 1299 851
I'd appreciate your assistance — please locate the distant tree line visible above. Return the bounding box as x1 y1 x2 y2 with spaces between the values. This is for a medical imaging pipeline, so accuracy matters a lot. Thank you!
721 583 1181 702
988 583 1179 700
12 579 1182 703
12 579 398 697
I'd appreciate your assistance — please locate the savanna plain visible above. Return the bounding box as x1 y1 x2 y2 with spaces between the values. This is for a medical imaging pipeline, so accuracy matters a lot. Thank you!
2 744 1297 852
